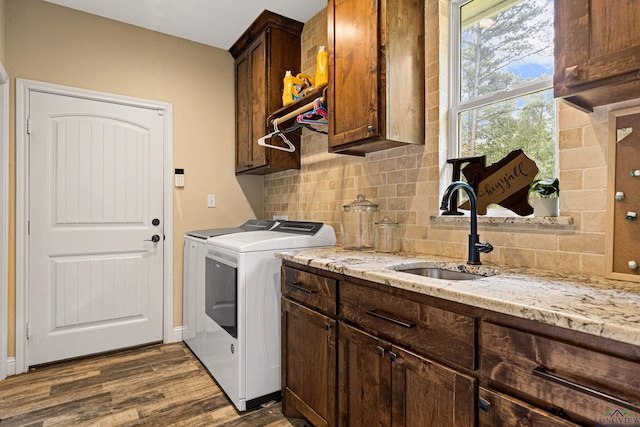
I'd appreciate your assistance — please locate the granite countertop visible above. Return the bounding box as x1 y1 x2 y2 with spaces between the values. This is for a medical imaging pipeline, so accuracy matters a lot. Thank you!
276 248 640 347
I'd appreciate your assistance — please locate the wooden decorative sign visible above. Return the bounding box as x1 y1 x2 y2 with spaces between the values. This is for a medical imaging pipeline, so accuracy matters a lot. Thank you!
459 149 539 215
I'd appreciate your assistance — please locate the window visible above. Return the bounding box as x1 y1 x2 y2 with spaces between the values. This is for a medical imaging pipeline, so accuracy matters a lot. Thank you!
449 0 556 182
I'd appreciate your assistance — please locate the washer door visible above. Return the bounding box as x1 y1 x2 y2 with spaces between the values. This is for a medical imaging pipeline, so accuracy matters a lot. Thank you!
205 253 238 338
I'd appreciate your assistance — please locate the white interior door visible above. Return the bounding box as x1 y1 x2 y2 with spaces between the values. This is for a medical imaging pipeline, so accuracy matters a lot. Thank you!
27 90 165 366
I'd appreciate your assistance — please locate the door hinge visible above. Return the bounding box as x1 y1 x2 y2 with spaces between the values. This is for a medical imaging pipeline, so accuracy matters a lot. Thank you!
28 220 30 235
27 117 32 134
26 322 31 340
157 108 164 116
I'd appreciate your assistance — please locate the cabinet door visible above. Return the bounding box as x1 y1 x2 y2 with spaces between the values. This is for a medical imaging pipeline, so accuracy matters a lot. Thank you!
282 299 337 427
338 322 476 427
583 0 640 82
338 322 392 427
390 346 476 427
479 388 579 427
328 0 381 149
235 33 268 173
235 48 252 172
555 0 640 108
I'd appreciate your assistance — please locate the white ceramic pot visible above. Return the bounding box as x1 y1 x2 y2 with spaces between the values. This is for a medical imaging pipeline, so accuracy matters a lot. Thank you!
533 198 559 217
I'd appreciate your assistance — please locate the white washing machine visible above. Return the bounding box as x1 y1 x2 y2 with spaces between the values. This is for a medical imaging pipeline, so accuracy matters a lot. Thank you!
182 220 276 361
204 221 336 411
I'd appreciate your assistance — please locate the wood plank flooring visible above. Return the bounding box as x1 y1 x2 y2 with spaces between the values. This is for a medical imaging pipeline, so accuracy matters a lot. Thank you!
0 342 308 426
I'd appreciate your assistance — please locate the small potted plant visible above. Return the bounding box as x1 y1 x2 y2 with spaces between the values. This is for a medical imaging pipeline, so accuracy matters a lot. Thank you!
530 178 559 217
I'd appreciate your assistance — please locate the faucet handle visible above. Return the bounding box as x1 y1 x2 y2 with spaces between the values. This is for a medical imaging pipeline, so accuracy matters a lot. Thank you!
475 242 493 253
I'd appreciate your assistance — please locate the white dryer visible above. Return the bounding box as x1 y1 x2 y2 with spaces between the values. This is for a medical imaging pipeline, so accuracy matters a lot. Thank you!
204 221 336 411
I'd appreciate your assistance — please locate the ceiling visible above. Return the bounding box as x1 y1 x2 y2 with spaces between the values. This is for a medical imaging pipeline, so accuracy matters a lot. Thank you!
43 0 327 51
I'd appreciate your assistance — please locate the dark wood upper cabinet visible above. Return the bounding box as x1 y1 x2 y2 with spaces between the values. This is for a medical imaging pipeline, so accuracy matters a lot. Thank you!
554 0 640 111
327 0 425 155
230 11 302 175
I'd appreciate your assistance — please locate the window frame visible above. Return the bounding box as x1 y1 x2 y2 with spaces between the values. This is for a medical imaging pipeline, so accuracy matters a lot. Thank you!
448 0 554 160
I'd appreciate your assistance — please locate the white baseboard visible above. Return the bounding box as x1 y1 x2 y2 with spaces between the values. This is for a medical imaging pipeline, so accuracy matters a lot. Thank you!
171 326 184 343
6 356 15 377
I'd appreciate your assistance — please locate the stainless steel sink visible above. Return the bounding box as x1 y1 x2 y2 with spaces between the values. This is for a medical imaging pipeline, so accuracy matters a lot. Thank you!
394 267 485 281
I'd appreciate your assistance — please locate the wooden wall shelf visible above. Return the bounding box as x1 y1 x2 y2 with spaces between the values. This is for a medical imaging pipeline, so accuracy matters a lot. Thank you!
267 87 326 129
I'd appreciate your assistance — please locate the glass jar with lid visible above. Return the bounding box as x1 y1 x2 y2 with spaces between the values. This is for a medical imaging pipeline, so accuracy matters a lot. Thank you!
341 194 379 250
374 216 400 253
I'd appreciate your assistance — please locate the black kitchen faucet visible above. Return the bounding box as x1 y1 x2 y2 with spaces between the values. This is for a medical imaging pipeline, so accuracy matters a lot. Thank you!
440 181 493 265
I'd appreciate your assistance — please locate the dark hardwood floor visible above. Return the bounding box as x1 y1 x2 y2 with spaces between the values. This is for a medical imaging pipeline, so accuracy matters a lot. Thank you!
0 342 307 426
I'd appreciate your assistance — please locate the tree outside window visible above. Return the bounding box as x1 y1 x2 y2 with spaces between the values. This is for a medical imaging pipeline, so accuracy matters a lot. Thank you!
451 0 556 181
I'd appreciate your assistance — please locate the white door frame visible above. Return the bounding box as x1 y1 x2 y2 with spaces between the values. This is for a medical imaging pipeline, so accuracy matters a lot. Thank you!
0 62 9 380
15 79 174 374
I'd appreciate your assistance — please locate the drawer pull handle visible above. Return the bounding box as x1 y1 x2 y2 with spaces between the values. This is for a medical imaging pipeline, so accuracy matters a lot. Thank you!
478 397 491 412
532 366 640 413
287 282 318 294
366 309 416 329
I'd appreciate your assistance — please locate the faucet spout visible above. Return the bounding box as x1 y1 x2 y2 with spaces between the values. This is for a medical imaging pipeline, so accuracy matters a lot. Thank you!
440 181 493 265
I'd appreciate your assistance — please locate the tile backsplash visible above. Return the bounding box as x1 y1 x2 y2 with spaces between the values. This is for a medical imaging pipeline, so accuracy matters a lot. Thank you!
264 3 615 276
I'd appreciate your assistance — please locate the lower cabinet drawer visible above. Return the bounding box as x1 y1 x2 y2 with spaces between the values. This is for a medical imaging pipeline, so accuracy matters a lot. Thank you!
479 387 579 426
480 322 640 425
282 266 338 316
340 280 476 370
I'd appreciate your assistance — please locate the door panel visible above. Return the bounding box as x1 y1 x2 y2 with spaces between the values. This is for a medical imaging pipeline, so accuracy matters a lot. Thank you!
391 346 476 427
28 91 164 366
249 33 267 169
52 117 147 224
330 0 381 148
235 51 252 172
338 322 391 427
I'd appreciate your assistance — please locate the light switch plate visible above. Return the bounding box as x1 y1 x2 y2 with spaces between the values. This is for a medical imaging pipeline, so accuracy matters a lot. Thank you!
207 194 216 208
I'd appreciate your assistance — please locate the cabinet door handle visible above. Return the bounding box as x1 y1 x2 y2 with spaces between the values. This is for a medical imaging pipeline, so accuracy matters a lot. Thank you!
478 397 491 412
564 65 578 79
286 282 318 294
532 366 640 413
366 309 416 329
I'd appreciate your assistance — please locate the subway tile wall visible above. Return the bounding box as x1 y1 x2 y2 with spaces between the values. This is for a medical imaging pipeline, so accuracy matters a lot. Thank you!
264 1 612 276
